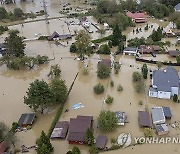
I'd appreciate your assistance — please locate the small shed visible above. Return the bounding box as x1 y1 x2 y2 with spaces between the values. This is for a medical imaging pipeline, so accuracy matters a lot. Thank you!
162 107 172 119
151 107 165 125
168 50 180 57
98 59 111 68
115 111 126 126
138 111 152 127
155 124 169 136
95 135 107 149
50 121 69 139
18 113 36 127
0 141 8 153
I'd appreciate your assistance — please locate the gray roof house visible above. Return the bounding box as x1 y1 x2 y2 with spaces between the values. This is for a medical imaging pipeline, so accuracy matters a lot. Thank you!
123 47 138 56
162 107 172 119
18 113 36 127
174 3 180 12
151 107 165 125
149 66 179 99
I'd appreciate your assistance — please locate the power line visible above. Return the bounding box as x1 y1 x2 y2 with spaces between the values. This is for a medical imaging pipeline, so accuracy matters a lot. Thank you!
42 0 49 24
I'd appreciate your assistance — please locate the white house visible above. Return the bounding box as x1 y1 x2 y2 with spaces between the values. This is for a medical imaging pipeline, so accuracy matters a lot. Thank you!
174 3 180 12
149 66 179 99
151 107 166 125
123 47 138 56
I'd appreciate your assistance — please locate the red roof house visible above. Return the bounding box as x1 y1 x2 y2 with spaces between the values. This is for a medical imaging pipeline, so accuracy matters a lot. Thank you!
67 116 93 144
0 141 8 153
126 11 146 23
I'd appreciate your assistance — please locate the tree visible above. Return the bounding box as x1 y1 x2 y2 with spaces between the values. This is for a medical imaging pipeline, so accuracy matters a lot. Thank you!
75 30 91 59
4 30 26 57
173 94 178 102
24 80 53 114
0 7 7 20
93 83 105 94
97 65 111 79
111 24 122 46
48 64 61 78
13 8 24 19
97 110 117 131
72 146 81 154
97 44 111 54
36 131 53 154
85 128 94 146
89 145 99 154
176 55 180 64
132 72 142 82
50 79 68 103
70 44 77 53
149 27 163 42
141 63 148 79
105 95 114 104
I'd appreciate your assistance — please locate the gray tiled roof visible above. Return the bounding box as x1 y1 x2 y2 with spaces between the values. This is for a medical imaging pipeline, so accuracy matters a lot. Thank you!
175 3 180 11
152 66 179 92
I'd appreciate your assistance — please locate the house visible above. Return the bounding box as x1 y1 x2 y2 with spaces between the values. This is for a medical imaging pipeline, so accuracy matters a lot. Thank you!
50 121 69 139
18 113 36 127
0 141 8 153
48 31 60 41
123 47 138 56
98 59 112 68
48 31 71 41
174 3 180 12
126 11 146 23
149 66 179 99
151 107 165 125
162 107 172 119
151 45 161 52
115 111 126 126
95 135 107 150
138 111 152 127
139 45 152 54
168 50 180 57
67 115 93 144
155 124 169 135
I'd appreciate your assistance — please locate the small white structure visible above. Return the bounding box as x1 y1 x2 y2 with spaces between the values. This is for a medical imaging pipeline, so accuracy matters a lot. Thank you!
123 47 138 56
117 133 131 148
149 66 179 99
103 23 109 30
151 107 166 125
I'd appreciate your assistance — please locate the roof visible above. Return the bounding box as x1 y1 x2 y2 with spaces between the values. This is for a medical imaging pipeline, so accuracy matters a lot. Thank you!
152 45 161 51
168 50 180 57
50 121 69 139
67 116 93 142
95 135 107 149
98 59 111 68
18 113 35 127
155 124 169 134
126 11 145 19
162 107 172 118
139 48 152 54
115 111 126 125
152 66 179 92
151 107 165 125
0 141 8 153
124 47 137 52
48 31 60 40
138 111 152 127
59 34 72 39
175 3 180 11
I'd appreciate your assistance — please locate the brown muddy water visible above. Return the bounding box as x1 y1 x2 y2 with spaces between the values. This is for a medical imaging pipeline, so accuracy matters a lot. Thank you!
0 2 180 153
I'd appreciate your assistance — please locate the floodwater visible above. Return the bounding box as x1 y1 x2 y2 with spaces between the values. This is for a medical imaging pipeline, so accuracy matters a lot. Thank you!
0 1 180 154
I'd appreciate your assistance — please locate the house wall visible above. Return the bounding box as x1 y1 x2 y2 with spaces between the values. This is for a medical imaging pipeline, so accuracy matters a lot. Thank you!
123 51 137 56
171 87 179 96
149 90 158 98
153 118 166 125
157 91 171 99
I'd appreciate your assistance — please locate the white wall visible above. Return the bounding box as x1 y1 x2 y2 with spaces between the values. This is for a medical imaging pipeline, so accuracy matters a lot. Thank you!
157 91 171 99
149 90 158 98
171 87 179 96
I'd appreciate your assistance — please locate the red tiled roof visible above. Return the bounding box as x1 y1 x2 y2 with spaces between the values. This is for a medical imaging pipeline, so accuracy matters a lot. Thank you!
126 11 145 19
0 141 8 153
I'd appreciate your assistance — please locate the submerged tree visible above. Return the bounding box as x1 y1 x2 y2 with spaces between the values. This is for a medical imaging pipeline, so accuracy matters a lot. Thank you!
97 65 111 79
141 63 148 79
24 80 53 114
4 30 26 57
71 146 81 154
75 30 91 59
85 128 94 146
111 24 123 46
48 64 61 78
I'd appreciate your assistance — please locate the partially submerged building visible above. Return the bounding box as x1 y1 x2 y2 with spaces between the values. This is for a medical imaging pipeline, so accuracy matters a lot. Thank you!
115 111 126 126
126 11 146 23
95 135 107 150
48 31 72 41
51 121 69 139
155 124 169 136
97 59 112 68
168 50 180 57
151 45 161 52
174 3 180 12
18 113 36 127
151 107 165 125
139 45 152 54
0 141 8 153
138 111 152 127
67 116 93 144
162 107 172 119
149 66 179 99
123 47 138 56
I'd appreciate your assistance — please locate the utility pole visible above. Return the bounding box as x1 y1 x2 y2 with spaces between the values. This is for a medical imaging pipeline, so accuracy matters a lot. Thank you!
42 0 49 24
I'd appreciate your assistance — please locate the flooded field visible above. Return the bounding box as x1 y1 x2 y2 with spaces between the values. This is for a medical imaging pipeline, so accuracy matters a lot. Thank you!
0 1 180 154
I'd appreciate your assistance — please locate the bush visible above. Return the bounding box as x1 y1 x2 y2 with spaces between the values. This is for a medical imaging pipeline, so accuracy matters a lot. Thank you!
93 83 105 94
70 44 77 53
144 128 153 138
97 65 111 79
114 62 121 74
97 44 111 54
105 95 114 104
89 146 99 154
82 67 89 75
132 72 142 82
110 80 114 87
11 122 18 132
135 81 145 93
173 94 178 102
117 84 123 91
